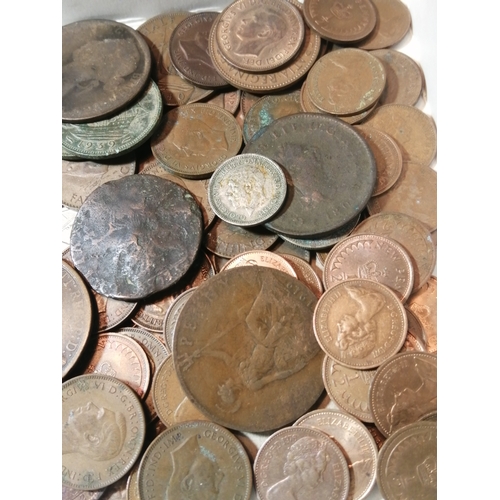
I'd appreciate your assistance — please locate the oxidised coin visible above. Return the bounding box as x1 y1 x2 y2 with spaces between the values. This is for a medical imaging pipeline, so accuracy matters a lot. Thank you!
173 266 324 432
70 174 203 300
208 153 287 226
220 250 298 277
62 19 151 122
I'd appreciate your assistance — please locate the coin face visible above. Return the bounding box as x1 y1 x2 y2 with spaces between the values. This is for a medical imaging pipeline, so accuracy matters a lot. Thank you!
62 374 146 490
70 174 203 300
173 266 324 432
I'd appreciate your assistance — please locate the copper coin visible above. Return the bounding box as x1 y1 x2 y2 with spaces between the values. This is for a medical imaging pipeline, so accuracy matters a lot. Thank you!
244 113 377 237
254 426 350 500
203 88 242 114
282 253 323 298
215 0 305 72
220 250 298 277
273 238 311 261
322 233 415 302
163 288 197 351
314 279 407 369
369 352 437 437
303 0 377 43
137 420 253 500
405 305 429 349
173 266 324 432
62 374 146 490
353 212 436 292
62 19 151 122
156 72 214 106
62 260 92 379
70 174 203 300
377 421 437 500
169 12 229 88
151 103 242 179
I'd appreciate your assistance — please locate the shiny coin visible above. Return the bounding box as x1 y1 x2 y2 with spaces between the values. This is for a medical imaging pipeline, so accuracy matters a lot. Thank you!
208 153 287 227
220 249 298 277
282 253 323 298
62 374 146 490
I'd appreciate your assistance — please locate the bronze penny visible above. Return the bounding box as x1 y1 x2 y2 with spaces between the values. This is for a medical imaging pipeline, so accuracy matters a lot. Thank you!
203 88 242 115
405 305 429 349
244 113 377 237
163 288 198 352
215 0 305 72
173 266 324 432
62 19 151 122
273 238 311 262
220 250 298 277
369 352 437 437
314 279 407 369
156 72 214 106
70 174 203 300
240 91 263 116
282 253 323 298
254 426 350 500
137 420 253 500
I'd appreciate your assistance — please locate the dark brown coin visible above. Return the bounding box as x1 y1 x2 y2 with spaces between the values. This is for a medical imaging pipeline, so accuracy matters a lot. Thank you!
70 174 203 300
173 266 325 432
62 19 151 122
244 113 376 237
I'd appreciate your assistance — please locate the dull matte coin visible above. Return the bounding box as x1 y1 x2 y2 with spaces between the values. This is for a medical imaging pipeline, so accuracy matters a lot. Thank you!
62 19 151 122
220 250 298 277
70 174 203 300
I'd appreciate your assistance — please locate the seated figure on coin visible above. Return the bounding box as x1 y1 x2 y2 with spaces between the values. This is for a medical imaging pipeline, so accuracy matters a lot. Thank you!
165 435 224 500
267 437 330 500
62 401 126 461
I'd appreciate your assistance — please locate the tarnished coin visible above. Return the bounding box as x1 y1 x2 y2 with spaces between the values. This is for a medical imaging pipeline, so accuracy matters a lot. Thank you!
295 409 378 500
369 352 437 437
62 261 92 379
322 356 376 423
151 103 242 179
125 463 140 500
254 425 350 500
221 250 298 277
377 421 437 500
282 253 323 298
156 73 214 106
82 332 151 399
203 88 242 114
62 374 146 490
163 288 197 351
215 0 305 72
303 0 377 43
62 80 163 160
62 485 105 500
208 153 287 226
244 113 376 237
322 233 415 302
273 238 311 262
173 266 324 432
314 279 407 369
307 49 386 115
137 420 252 500
62 158 136 210
70 174 203 300
62 19 151 122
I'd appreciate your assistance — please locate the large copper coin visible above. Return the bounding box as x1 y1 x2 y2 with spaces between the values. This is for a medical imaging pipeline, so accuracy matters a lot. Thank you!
70 174 203 300
244 113 376 237
173 266 324 432
62 19 151 122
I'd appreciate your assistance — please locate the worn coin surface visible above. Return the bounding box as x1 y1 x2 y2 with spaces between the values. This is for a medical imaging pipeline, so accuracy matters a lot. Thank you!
173 266 324 432
254 425 350 500
62 19 151 122
220 250 298 277
163 288 197 351
208 153 287 226
314 279 407 369
62 374 146 490
70 174 203 300
62 485 105 499
137 420 253 500
369 352 437 437
282 253 323 298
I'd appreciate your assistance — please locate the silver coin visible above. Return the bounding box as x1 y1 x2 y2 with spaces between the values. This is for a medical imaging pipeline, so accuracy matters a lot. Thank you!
208 153 287 227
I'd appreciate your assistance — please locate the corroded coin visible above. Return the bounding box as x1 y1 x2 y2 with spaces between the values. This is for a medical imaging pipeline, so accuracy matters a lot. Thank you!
221 250 298 277
377 421 437 500
151 103 242 179
215 0 305 72
137 420 253 500
62 374 146 490
254 425 350 500
70 174 203 300
62 19 151 122
62 260 92 379
208 153 287 226
314 279 407 369
369 352 437 437
173 266 324 432
244 113 377 237
62 80 163 160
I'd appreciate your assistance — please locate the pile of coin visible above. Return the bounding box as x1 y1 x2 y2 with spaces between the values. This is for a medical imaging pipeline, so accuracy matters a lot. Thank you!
62 0 437 499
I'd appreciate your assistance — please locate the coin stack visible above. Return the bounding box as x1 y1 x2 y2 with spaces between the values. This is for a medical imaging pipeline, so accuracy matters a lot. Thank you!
62 1 437 499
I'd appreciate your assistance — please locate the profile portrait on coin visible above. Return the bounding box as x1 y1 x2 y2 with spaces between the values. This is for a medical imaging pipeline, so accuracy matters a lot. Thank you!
179 30 213 67
165 434 224 500
267 436 330 500
62 401 126 461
